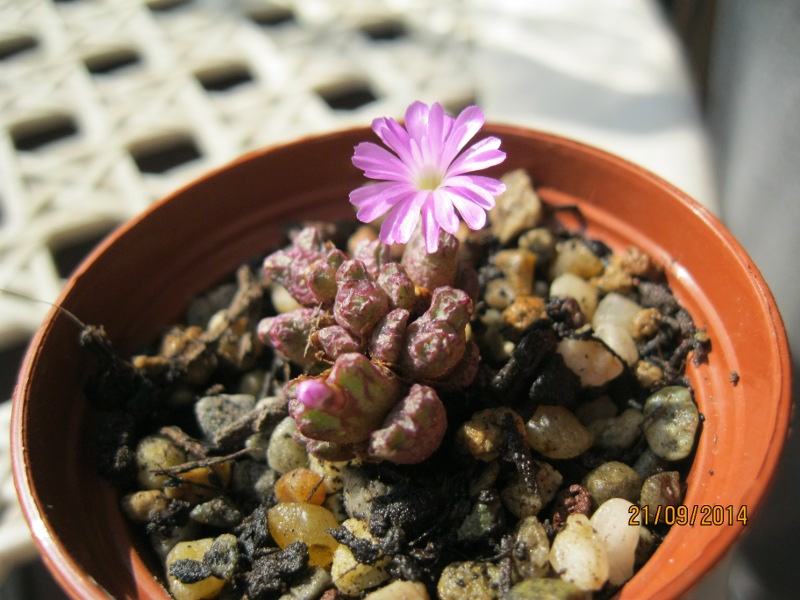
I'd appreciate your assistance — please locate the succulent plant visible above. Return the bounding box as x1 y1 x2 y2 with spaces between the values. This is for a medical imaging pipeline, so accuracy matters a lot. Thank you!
258 225 478 464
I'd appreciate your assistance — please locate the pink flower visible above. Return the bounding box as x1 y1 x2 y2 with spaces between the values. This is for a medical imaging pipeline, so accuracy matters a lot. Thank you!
350 101 506 253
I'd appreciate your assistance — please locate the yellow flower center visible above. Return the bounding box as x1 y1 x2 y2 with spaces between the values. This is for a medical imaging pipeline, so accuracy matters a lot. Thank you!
416 168 443 191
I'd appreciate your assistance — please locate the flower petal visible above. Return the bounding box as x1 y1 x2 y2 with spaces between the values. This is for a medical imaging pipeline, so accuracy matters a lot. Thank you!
420 197 441 253
448 191 488 230
352 142 412 181
440 105 485 165
447 174 507 197
350 182 416 222
404 101 431 142
446 136 506 177
445 184 496 210
380 191 428 245
432 189 459 235
349 181 398 207
372 117 414 165
423 102 446 163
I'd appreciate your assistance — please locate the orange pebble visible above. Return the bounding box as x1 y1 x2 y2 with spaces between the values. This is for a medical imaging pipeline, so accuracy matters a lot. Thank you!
275 468 327 505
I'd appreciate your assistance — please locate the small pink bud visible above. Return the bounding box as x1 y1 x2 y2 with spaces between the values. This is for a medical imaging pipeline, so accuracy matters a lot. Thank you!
297 379 345 412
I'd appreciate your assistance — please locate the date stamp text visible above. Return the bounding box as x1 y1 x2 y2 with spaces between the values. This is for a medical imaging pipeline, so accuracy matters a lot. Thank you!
628 504 749 526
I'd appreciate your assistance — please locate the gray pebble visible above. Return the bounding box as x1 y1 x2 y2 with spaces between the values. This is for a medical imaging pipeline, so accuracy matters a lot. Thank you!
195 394 257 440
588 408 644 453
512 516 550 579
204 533 240 581
190 497 243 529
457 492 505 543
639 471 683 519
267 416 309 473
186 283 237 327
526 405 594 459
231 460 277 503
437 561 503 600
501 461 563 518
583 461 642 508
490 169 543 244
279 567 333 600
238 369 268 396
341 467 392 521
643 386 699 460
244 432 272 461
632 448 669 480
507 578 590 600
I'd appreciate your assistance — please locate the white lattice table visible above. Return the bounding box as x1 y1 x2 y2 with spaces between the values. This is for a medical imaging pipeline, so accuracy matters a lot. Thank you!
0 0 716 585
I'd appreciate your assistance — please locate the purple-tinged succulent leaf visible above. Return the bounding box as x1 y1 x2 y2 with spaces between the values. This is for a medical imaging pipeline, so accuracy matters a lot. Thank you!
377 262 417 312
401 228 460 290
369 308 410 364
263 227 333 306
434 339 480 390
366 384 447 464
335 258 369 284
257 308 326 366
352 238 392 279
400 286 473 380
316 325 362 360
333 260 390 339
308 248 347 305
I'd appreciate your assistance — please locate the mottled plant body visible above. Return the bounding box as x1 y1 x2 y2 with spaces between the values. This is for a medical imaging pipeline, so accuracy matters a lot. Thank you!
352 238 392 279
366 384 447 464
401 229 460 290
308 248 347 305
315 325 361 360
333 260 390 339
258 220 480 464
377 263 417 312
262 227 332 306
401 286 473 380
369 308 410 364
287 353 402 445
257 309 330 367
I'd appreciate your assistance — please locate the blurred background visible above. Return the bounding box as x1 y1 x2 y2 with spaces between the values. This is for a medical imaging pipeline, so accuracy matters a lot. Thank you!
1 0 797 598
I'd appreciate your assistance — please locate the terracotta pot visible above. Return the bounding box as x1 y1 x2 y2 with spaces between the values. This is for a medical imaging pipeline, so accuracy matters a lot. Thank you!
11 125 792 599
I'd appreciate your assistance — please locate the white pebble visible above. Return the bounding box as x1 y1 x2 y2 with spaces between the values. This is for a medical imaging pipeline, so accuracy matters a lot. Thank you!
592 293 641 334
550 514 609 591
550 273 598 320
593 323 639 366
590 499 640 586
549 239 604 280
556 338 623 387
271 283 302 313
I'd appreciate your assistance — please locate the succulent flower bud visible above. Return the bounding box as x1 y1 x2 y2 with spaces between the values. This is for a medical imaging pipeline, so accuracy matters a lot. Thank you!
369 308 410 364
366 384 447 464
333 260 390 339
288 353 402 445
400 287 473 380
401 229 459 290
377 263 417 312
